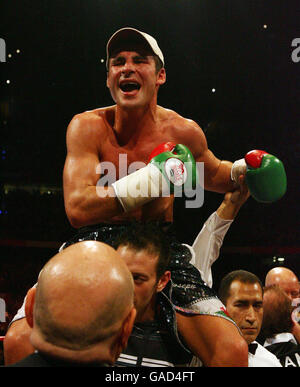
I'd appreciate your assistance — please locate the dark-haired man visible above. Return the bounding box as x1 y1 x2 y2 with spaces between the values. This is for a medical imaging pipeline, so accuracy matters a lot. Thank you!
218 270 282 367
61 27 248 366
112 222 193 366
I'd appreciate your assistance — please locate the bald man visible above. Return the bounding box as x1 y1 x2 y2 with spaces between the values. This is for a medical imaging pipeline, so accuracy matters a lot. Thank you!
265 267 300 345
265 267 299 300
5 241 136 367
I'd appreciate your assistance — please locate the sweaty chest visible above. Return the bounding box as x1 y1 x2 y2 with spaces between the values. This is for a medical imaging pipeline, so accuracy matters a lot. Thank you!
99 136 176 179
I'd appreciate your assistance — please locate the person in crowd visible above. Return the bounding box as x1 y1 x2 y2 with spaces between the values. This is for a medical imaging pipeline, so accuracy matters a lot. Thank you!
260 284 300 367
4 241 136 367
265 267 300 343
265 267 300 300
218 270 282 367
4 182 248 367
190 175 250 288
113 222 193 366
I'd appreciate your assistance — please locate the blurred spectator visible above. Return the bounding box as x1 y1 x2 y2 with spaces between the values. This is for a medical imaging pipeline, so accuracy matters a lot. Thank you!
265 267 300 300
265 267 300 344
261 285 300 367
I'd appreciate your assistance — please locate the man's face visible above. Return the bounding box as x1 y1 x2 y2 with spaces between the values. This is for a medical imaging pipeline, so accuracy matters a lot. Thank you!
106 51 166 110
265 269 300 300
225 280 263 345
117 245 170 323
276 279 300 300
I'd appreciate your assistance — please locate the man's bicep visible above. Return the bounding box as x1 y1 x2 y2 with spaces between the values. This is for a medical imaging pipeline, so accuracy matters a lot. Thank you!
64 117 103 189
64 151 100 189
63 121 103 218
63 150 104 222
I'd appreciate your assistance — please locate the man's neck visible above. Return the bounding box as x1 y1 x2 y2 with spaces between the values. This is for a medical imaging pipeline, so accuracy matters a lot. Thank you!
30 330 114 365
135 297 157 323
113 103 158 145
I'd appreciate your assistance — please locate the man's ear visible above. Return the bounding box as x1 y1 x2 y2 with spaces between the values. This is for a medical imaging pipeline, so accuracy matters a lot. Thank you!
156 270 171 293
117 306 136 356
25 287 36 328
156 67 166 86
120 307 137 350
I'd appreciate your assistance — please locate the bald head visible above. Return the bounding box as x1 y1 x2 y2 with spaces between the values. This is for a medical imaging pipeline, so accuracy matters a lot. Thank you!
30 241 135 358
265 267 299 300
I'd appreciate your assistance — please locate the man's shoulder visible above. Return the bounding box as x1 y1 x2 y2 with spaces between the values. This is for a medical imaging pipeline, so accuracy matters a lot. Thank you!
67 106 115 140
71 106 114 127
158 106 198 127
158 106 205 154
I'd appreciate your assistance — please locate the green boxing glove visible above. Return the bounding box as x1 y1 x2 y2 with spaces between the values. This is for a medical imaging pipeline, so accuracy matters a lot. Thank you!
112 143 198 212
245 150 287 203
149 143 198 194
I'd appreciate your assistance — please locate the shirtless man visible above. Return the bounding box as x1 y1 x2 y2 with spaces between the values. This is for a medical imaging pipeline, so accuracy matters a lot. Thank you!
63 29 238 228
4 28 248 366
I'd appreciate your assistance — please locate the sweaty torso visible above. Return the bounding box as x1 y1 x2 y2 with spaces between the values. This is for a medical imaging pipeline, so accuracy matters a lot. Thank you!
70 105 203 224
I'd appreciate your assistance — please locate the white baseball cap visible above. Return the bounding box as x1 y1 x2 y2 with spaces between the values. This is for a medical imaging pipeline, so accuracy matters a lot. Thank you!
106 27 164 69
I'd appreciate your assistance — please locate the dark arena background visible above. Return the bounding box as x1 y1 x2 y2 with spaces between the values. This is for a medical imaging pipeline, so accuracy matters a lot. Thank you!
0 0 299 364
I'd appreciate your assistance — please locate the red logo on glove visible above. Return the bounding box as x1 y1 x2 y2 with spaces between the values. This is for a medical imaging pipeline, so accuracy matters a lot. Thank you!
165 158 187 186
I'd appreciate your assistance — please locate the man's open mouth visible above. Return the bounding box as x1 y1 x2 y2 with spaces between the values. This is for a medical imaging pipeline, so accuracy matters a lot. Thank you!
119 81 141 92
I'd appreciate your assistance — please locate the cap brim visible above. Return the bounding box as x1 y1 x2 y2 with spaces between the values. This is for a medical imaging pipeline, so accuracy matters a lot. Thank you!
106 27 164 68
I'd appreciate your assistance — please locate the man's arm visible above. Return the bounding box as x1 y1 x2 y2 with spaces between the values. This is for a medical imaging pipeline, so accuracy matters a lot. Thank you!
176 178 250 366
63 114 123 228
178 120 236 194
201 149 235 194
216 175 250 220
177 313 248 366
3 319 34 365
190 214 233 288
190 176 249 287
3 286 36 365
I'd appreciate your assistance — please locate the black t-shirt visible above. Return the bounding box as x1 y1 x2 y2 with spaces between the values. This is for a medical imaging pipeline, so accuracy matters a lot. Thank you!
265 342 300 367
